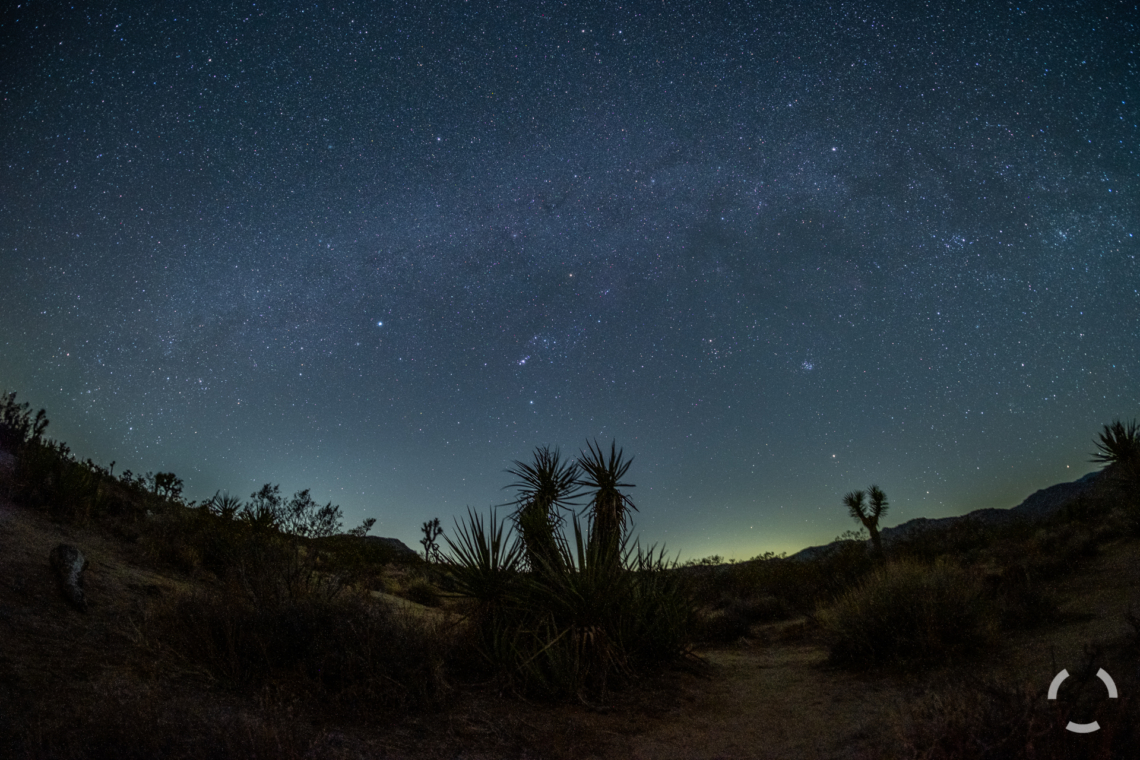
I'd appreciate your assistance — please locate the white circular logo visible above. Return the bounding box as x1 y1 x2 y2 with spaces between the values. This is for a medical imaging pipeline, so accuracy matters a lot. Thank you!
1047 668 1118 733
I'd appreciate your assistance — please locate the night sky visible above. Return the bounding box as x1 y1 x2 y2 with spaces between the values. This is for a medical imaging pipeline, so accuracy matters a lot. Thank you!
1 1 1136 560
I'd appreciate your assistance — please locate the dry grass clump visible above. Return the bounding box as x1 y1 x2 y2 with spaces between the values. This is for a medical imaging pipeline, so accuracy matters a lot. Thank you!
684 538 878 626
884 659 1140 759
141 589 454 712
818 559 1000 668
10 678 333 760
693 594 788 644
403 577 444 607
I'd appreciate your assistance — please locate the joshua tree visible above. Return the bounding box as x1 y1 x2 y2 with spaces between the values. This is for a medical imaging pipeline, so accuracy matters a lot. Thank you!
577 440 638 572
153 472 184 501
843 485 889 557
421 517 444 562
504 446 581 576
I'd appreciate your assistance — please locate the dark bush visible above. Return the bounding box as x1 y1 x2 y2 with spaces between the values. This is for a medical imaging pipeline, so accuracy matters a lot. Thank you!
0 390 48 453
984 565 1058 630
819 559 999 668
887 669 1140 760
404 578 443 607
146 591 452 710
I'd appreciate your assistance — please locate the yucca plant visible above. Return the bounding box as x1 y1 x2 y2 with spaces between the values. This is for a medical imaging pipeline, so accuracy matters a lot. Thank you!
510 513 639 698
504 446 581 578
505 513 692 700
445 446 695 702
576 440 638 574
206 491 243 520
1092 420 1140 511
622 541 695 666
1091 419 1140 467
442 506 524 608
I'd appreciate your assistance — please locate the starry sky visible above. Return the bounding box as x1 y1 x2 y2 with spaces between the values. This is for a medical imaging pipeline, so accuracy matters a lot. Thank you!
1 1 1137 560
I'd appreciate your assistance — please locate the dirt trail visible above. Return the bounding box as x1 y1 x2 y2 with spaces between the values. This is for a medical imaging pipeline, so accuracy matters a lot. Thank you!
615 643 904 760
438 625 913 760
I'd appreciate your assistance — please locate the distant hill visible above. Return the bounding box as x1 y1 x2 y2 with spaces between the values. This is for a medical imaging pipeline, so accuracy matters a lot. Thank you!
789 471 1104 562
360 535 419 557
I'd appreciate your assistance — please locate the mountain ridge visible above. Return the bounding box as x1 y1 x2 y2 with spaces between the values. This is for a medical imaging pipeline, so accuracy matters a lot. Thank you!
788 470 1104 562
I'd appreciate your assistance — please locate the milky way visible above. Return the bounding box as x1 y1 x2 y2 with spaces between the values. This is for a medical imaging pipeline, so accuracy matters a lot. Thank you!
1 1 1136 558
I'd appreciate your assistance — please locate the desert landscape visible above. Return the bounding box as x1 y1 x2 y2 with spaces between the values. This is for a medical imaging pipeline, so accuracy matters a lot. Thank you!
1 393 1139 758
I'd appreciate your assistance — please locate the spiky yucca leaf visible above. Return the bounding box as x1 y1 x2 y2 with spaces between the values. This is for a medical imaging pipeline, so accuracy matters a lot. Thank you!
843 490 867 522
207 491 243 520
867 485 889 520
447 445 697 701
504 446 581 575
441 507 523 606
1091 419 1140 467
577 440 637 569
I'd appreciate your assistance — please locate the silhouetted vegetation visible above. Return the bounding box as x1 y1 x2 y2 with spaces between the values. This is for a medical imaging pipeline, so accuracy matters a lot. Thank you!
420 516 444 561
0 390 48 452
843 484 889 557
1092 418 1140 529
444 442 694 702
818 559 999 668
504 445 580 581
884 632 1140 759
142 590 452 708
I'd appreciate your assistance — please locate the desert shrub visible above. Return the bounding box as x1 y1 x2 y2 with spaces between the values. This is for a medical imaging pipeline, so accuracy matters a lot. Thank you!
891 517 1001 564
10 440 124 522
311 533 404 569
3 678 326 760
884 671 1140 760
137 503 353 606
0 390 48 453
139 503 246 577
726 594 787 625
680 540 879 624
138 487 367 605
779 539 878 612
9 427 173 524
819 559 999 668
694 594 788 644
145 591 452 710
404 578 443 607
695 604 752 644
984 565 1058 630
1014 525 1099 581
11 439 86 514
1059 493 1115 527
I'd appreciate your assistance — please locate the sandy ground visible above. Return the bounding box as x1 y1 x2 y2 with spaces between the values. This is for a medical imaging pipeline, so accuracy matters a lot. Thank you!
620 645 902 759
